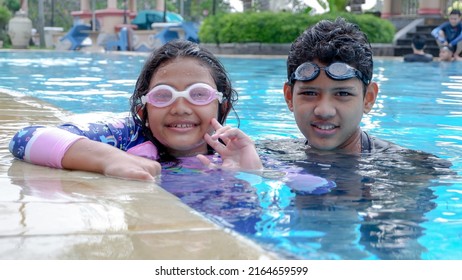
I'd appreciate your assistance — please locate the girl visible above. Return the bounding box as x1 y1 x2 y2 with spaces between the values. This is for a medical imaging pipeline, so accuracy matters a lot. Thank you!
9 40 263 181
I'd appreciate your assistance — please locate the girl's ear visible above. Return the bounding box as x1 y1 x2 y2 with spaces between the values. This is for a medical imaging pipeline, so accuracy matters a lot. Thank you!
363 82 378 114
218 99 230 124
283 82 294 112
222 99 229 113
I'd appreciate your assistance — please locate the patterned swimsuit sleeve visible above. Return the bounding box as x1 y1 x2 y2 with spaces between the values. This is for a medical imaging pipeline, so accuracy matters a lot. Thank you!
9 116 146 169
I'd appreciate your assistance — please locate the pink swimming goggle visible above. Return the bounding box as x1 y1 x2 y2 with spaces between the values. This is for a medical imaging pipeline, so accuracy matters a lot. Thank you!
142 83 223 108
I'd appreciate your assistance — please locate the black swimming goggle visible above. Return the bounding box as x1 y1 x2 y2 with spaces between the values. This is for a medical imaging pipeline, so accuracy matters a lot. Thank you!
289 62 370 85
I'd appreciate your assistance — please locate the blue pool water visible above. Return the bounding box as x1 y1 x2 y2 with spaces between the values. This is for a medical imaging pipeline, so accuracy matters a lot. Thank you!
1 50 462 259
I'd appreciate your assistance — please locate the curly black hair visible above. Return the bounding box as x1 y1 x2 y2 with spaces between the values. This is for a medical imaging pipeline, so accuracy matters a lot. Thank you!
287 17 373 88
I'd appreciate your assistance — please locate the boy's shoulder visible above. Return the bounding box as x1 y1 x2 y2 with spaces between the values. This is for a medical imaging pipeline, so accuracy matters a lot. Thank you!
256 135 453 175
255 134 399 156
403 53 433 63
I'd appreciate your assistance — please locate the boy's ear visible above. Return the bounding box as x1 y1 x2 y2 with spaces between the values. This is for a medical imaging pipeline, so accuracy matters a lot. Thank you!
283 83 294 112
363 82 378 114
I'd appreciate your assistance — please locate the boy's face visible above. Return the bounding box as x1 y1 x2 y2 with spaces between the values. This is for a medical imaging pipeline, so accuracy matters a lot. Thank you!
449 14 461 27
284 60 378 154
439 48 453 61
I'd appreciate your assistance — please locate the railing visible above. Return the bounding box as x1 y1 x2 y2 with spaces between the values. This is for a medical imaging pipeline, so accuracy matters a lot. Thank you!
400 0 419 15
399 0 453 16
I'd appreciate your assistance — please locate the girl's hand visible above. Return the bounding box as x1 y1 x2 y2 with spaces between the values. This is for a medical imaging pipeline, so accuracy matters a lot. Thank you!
103 152 162 181
62 138 161 181
197 118 263 170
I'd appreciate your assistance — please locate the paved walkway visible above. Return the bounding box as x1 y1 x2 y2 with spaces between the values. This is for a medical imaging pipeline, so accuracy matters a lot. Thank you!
0 91 273 259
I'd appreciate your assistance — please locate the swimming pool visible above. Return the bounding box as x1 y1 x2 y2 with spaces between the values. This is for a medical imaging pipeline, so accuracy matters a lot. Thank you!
1 50 461 259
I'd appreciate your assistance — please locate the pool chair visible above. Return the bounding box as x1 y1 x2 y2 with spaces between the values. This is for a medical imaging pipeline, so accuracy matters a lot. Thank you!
105 27 134 51
56 24 91 51
154 26 180 45
181 21 200 43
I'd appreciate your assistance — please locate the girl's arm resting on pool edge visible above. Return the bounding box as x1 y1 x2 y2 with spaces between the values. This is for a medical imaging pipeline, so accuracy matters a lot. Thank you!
9 126 161 180
62 138 161 181
9 126 86 168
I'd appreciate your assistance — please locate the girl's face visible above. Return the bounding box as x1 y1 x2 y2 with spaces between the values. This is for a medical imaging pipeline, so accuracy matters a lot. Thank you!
146 57 219 157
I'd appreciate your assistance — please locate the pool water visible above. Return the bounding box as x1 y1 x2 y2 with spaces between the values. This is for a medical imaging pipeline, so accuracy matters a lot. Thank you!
1 51 461 259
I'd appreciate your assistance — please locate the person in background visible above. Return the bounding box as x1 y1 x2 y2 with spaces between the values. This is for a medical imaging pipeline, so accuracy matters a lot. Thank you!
431 9 462 61
9 40 263 181
438 45 455 61
403 34 434 62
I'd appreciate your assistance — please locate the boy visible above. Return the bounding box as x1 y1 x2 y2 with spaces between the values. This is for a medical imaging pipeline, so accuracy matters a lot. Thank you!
438 45 455 61
403 34 434 62
283 17 396 154
431 9 462 61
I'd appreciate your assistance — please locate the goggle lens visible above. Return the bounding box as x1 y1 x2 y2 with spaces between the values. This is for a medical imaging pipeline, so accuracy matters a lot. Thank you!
290 62 370 85
142 83 223 108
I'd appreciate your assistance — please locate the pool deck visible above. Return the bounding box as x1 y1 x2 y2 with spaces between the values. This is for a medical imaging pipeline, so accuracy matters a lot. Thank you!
0 91 275 259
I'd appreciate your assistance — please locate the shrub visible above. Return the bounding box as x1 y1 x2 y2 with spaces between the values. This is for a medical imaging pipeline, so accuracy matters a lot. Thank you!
199 11 395 44
0 6 12 47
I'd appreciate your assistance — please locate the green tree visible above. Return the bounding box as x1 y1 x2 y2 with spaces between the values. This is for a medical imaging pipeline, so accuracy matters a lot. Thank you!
27 0 79 30
3 0 20 13
0 5 11 46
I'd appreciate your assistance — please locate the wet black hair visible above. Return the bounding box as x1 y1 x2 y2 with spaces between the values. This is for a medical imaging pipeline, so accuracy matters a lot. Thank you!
129 39 238 163
450 9 461 16
412 34 427 50
287 17 373 89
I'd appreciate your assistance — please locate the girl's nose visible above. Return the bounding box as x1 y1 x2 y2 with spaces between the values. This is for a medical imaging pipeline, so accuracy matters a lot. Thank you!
169 97 193 114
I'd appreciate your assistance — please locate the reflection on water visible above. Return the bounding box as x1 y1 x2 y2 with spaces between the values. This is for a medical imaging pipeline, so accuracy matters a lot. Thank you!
157 140 456 259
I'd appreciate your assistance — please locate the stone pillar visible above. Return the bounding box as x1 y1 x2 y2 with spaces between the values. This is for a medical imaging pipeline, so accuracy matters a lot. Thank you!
381 0 402 18
128 0 137 12
72 0 92 23
418 0 443 16
156 0 164 11
81 0 90 11
128 0 137 20
107 0 117 9
381 0 390 18
20 0 28 12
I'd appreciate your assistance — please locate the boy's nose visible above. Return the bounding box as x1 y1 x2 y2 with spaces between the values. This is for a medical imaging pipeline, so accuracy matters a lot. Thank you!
313 98 336 119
